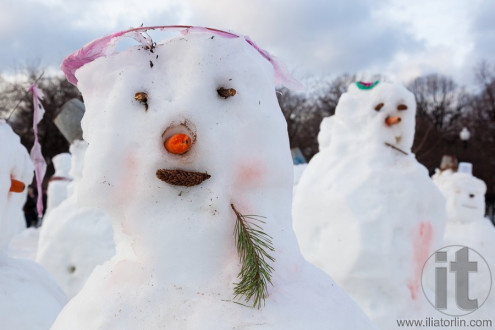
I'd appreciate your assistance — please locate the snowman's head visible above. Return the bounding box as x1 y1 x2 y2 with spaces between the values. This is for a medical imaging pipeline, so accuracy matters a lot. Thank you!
0 120 34 251
65 27 295 259
334 81 416 152
445 172 486 223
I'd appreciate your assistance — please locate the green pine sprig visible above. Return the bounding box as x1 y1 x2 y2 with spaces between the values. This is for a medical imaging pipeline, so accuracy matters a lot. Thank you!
231 203 275 309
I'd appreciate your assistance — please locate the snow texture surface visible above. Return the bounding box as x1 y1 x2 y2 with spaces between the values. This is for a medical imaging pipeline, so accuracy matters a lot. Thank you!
8 227 40 260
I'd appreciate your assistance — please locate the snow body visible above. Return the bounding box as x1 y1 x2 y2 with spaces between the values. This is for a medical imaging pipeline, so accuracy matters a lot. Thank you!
316 115 334 150
293 164 307 186
37 140 115 299
8 227 40 260
0 120 66 329
45 153 72 214
51 29 376 330
293 81 447 328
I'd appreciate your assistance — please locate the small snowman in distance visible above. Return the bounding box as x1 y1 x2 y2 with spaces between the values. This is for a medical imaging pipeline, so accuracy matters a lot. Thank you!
433 162 494 323
51 26 376 330
431 154 458 191
293 81 446 329
45 152 72 214
0 120 66 330
434 162 490 230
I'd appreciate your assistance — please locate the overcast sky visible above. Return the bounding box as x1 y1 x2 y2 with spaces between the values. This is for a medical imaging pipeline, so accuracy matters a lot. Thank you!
1 0 494 88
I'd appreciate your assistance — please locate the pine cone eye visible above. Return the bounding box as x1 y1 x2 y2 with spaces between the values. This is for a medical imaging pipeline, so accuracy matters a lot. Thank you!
135 92 149 111
397 104 408 111
375 103 384 111
217 87 236 99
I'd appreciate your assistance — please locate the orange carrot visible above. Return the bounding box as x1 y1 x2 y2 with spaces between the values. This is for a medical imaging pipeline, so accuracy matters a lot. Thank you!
385 116 401 126
10 179 25 193
164 134 192 155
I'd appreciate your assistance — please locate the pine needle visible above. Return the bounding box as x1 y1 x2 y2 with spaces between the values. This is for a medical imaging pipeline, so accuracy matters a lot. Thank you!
231 203 275 309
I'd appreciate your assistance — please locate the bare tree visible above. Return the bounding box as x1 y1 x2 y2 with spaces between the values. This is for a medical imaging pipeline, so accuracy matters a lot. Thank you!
408 74 468 132
277 74 358 159
474 60 495 117
0 66 82 187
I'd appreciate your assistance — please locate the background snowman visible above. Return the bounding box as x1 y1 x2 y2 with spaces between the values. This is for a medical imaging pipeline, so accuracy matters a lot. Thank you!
0 120 66 330
51 26 376 329
293 81 447 329
433 162 494 322
37 140 115 299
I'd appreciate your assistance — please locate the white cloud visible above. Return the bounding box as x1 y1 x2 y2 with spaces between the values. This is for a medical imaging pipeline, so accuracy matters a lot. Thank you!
374 0 489 85
180 0 422 79
0 0 493 89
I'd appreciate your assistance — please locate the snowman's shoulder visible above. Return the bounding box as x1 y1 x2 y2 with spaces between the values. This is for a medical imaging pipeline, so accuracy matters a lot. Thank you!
51 258 144 329
0 256 66 328
0 256 65 300
266 263 377 329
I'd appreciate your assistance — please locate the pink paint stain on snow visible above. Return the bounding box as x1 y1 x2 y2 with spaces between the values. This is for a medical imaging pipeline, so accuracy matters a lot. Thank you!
61 25 303 90
407 221 433 300
235 162 266 187
114 154 139 209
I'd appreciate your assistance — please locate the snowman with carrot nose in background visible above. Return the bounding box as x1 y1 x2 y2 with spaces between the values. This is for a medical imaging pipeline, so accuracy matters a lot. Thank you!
0 120 34 246
293 81 447 329
0 119 66 330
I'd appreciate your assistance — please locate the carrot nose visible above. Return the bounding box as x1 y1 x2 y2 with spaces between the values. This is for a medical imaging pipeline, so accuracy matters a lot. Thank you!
164 133 192 155
385 116 401 126
10 179 25 193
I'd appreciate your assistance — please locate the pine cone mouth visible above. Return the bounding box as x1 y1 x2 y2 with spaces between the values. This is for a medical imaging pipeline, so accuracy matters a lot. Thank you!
156 169 211 187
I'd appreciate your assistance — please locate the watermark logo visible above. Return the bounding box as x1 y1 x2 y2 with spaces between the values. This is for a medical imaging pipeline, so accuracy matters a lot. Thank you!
421 245 492 316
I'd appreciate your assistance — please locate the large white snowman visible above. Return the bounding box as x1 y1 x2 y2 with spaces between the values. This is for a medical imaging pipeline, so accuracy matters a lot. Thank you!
293 81 447 328
37 140 115 299
51 26 376 329
0 120 66 329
